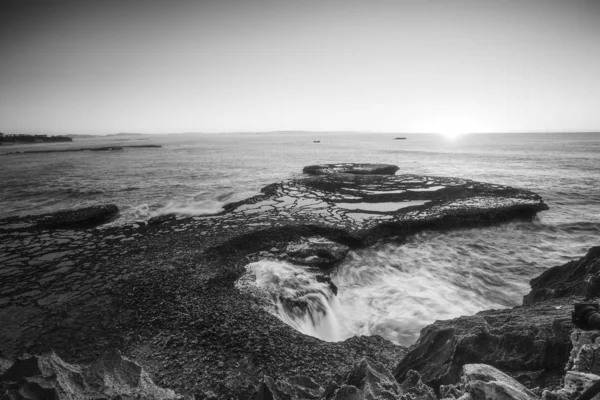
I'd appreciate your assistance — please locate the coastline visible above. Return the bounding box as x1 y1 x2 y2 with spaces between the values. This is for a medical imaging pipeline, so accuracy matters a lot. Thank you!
0 164 594 399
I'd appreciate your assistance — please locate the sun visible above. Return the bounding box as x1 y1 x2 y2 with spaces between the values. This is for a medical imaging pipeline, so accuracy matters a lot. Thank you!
439 130 467 140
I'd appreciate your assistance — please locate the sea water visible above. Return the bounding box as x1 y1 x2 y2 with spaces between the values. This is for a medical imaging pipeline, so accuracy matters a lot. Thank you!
2 132 599 345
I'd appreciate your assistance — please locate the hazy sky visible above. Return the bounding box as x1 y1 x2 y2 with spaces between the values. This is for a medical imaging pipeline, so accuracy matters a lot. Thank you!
1 0 599 134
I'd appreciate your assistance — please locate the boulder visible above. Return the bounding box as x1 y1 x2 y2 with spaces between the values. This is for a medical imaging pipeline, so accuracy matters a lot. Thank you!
462 364 539 400
0 204 119 232
285 236 350 269
302 163 400 175
0 349 181 400
394 297 574 392
524 247 600 305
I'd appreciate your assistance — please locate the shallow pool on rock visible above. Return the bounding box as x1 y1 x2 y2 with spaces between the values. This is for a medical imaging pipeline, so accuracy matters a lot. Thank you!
335 200 430 212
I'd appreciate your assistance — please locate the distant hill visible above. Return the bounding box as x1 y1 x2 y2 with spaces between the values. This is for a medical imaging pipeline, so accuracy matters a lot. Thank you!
0 133 72 144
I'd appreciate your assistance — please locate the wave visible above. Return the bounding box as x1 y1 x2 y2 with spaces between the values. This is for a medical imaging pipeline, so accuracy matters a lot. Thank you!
151 190 259 217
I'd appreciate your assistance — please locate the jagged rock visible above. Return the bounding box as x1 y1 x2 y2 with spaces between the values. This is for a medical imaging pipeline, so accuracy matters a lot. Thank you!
524 247 600 305
541 371 600 400
0 204 119 232
0 349 181 400
400 369 437 400
302 163 400 175
0 358 13 376
285 236 350 269
566 329 600 374
394 297 574 392
462 364 539 400
257 375 324 399
326 357 403 399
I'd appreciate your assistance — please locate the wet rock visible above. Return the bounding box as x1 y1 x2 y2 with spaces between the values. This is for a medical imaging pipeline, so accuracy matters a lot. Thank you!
462 364 539 400
259 375 324 399
286 236 350 269
326 357 403 399
394 297 574 392
0 205 119 232
147 213 178 225
0 349 181 400
399 369 437 400
322 358 437 400
524 247 600 305
303 163 400 175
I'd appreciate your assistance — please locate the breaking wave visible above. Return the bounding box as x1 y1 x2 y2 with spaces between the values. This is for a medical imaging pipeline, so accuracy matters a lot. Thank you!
237 221 600 347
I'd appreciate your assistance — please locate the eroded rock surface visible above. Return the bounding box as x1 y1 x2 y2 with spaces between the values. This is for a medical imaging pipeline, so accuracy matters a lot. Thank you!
524 247 600 305
0 204 119 232
0 349 180 400
285 236 350 269
258 358 437 400
461 364 539 400
0 164 551 398
394 297 574 392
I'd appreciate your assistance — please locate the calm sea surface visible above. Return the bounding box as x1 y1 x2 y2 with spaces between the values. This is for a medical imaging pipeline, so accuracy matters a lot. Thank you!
2 132 599 345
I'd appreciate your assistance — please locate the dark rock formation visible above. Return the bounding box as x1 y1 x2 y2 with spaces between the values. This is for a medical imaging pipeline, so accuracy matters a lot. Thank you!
524 247 600 305
394 297 574 392
0 144 161 156
258 358 437 400
0 164 553 398
0 204 119 232
285 236 350 269
0 349 181 399
219 171 548 248
0 134 72 144
303 163 400 175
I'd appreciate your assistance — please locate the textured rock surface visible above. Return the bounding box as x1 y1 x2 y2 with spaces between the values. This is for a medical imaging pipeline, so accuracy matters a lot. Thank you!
394 297 574 392
524 247 600 305
0 164 551 398
462 364 539 400
258 358 438 400
566 329 600 374
540 329 600 400
0 349 181 399
303 163 400 176
0 204 119 231
285 236 350 269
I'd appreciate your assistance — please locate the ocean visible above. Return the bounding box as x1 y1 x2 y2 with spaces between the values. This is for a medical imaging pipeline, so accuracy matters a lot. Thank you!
2 132 599 346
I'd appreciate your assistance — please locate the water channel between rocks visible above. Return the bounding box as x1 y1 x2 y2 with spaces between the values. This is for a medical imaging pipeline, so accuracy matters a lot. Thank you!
237 218 594 347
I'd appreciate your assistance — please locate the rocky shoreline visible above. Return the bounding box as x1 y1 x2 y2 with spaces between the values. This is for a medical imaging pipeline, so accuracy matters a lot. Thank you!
0 163 596 399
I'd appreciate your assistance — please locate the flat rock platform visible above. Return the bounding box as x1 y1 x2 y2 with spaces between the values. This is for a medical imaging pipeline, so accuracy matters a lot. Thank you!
0 164 550 398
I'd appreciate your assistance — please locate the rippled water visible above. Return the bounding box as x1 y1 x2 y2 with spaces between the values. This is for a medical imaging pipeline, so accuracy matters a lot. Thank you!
2 132 600 345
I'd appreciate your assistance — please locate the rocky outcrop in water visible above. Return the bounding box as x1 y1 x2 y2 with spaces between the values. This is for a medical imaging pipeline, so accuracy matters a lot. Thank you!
393 297 573 392
524 247 600 305
0 164 554 398
0 349 181 399
302 163 400 175
0 204 119 232
0 144 161 156
392 247 600 395
285 236 350 269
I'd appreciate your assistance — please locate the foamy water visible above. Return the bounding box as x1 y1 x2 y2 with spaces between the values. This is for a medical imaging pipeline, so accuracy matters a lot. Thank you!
2 132 600 345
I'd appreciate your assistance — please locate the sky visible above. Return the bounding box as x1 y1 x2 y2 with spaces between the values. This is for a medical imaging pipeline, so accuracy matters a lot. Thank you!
1 0 599 135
